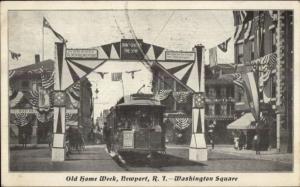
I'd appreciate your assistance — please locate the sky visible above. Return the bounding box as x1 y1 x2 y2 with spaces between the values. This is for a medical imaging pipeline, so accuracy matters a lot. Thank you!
8 10 235 121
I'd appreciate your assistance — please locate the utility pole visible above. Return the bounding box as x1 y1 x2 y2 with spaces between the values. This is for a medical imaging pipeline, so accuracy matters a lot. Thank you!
275 10 285 153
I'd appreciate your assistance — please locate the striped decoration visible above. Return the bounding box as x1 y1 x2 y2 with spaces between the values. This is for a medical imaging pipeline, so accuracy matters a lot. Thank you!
175 117 192 130
9 70 15 79
232 73 245 90
36 111 53 123
155 89 172 101
28 90 39 108
10 91 24 108
15 113 29 126
41 71 54 89
172 91 192 103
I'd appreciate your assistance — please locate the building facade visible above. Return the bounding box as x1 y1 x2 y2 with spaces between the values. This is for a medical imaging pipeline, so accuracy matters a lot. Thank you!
205 64 235 144
233 11 293 152
9 58 93 145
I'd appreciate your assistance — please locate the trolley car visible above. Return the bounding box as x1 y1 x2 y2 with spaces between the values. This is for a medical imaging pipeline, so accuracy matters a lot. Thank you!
106 94 166 155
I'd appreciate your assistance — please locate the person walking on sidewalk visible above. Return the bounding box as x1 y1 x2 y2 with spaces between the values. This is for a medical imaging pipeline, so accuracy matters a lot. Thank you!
239 131 246 150
208 121 216 149
253 133 261 155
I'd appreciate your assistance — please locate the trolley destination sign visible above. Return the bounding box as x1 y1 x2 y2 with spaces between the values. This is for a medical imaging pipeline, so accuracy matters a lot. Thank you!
120 39 144 60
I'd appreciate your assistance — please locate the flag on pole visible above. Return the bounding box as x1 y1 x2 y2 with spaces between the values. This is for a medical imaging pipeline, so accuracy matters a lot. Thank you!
43 17 66 43
9 50 21 60
218 38 231 52
111 72 122 81
232 73 245 90
242 72 259 121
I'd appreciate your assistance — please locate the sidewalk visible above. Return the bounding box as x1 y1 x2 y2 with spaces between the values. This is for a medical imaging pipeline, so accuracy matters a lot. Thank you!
210 144 293 164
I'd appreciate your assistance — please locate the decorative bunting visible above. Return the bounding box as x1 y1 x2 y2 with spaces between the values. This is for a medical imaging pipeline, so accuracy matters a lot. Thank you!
14 113 29 127
111 72 122 81
101 44 112 58
9 70 16 79
53 91 66 107
9 50 21 60
172 91 192 103
156 89 172 101
97 72 108 79
112 42 121 58
10 91 24 108
125 69 141 79
167 62 193 75
175 117 192 130
153 45 164 59
193 93 205 108
218 38 231 52
43 17 66 43
41 71 54 89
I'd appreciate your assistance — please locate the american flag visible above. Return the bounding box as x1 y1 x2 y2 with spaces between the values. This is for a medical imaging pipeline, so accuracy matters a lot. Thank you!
41 71 54 89
232 73 245 90
111 72 122 81
15 113 29 126
156 89 172 101
175 117 191 130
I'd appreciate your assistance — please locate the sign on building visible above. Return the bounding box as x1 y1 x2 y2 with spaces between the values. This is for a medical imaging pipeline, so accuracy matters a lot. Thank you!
66 49 98 59
165 51 195 61
120 39 144 60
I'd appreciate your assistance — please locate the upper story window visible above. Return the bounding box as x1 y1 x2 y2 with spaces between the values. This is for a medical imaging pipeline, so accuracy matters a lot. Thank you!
250 39 255 60
208 87 216 98
220 87 227 98
271 29 276 53
236 43 244 64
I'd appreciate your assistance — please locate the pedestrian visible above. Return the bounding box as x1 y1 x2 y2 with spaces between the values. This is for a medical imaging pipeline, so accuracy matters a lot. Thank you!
103 122 112 153
253 133 261 155
22 133 27 149
233 130 239 150
239 131 246 150
47 132 52 149
208 121 215 149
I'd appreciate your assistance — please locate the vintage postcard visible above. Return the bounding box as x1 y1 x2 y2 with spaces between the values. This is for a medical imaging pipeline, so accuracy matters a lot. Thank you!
1 1 300 186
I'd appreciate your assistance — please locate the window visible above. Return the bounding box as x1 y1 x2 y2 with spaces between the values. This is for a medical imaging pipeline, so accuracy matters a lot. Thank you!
236 43 244 64
220 87 227 98
220 104 227 116
271 76 276 98
250 39 255 60
208 104 215 116
208 88 216 98
271 29 276 52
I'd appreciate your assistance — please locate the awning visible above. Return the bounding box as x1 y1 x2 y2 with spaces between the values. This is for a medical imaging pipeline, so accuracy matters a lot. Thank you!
227 113 256 130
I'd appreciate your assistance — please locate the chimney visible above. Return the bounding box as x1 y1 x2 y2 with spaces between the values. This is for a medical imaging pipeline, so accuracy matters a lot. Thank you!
35 54 40 64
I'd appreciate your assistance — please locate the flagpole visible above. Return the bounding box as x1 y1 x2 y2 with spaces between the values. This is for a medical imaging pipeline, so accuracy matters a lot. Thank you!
42 22 44 61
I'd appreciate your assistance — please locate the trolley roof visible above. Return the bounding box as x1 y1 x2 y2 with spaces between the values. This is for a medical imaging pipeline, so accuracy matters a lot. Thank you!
117 99 164 107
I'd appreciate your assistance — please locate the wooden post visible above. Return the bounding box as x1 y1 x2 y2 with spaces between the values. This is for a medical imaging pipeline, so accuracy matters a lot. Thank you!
189 44 207 161
51 42 66 161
